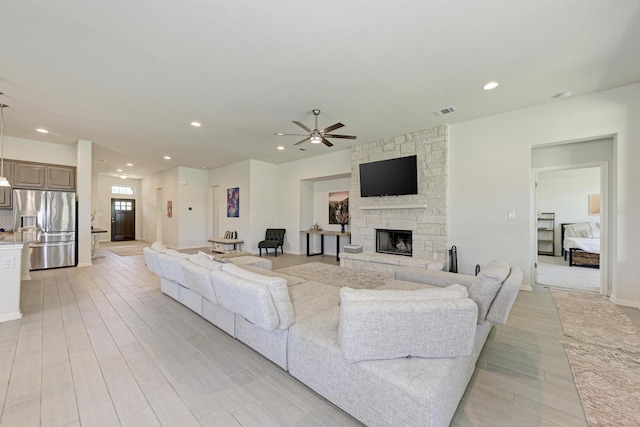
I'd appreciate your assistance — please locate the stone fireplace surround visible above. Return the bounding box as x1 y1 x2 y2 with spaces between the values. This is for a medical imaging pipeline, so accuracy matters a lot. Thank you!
347 125 448 266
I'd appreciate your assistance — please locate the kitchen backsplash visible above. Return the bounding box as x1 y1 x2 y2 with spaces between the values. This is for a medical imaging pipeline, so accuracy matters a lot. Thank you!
0 209 13 230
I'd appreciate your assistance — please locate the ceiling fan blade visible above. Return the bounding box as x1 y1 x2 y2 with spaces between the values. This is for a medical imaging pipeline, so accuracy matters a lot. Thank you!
292 121 311 132
321 138 334 147
321 122 344 134
294 137 310 145
324 134 357 139
276 133 309 136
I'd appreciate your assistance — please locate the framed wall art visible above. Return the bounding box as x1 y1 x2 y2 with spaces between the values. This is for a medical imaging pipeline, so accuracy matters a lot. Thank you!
227 187 240 217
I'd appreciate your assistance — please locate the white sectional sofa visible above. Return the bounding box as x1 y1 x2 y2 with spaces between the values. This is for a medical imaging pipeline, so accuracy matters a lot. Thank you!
143 243 522 427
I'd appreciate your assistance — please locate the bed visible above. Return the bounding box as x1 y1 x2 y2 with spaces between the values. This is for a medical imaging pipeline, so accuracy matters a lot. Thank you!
561 222 600 268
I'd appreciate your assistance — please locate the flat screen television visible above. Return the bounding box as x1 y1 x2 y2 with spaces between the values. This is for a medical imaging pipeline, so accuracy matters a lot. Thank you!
359 155 418 197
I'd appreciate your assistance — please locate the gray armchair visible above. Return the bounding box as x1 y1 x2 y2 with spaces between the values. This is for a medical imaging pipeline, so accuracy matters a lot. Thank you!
258 228 286 257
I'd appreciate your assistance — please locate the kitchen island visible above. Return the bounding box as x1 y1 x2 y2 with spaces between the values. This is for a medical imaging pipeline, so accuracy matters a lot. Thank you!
0 239 25 322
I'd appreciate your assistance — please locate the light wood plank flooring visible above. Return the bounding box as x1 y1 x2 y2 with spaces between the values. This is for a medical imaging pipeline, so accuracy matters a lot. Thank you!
3 242 631 426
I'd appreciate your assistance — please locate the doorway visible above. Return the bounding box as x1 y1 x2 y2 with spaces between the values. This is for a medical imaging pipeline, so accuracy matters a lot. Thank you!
111 198 136 241
531 137 614 294
534 167 603 292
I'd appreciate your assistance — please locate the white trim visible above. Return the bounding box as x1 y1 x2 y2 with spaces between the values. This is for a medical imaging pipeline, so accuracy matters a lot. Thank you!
609 295 640 308
0 311 22 322
359 204 428 210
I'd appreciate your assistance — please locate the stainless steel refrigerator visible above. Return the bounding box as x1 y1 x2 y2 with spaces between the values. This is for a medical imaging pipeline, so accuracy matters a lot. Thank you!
13 189 77 270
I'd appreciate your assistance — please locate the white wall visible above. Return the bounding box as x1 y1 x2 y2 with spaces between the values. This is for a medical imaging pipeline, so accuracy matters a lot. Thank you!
177 167 209 249
209 160 251 248
449 83 640 306
248 160 278 254
277 149 352 255
537 168 600 255
5 136 76 166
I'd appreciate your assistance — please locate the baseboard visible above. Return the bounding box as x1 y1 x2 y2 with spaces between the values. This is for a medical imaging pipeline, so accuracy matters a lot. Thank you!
520 284 533 292
609 295 640 308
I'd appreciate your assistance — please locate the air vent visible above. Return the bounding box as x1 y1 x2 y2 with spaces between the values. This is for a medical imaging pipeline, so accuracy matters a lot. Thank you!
298 148 307 151
433 106 457 117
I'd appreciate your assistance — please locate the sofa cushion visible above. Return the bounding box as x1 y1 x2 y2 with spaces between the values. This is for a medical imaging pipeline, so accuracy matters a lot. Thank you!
181 259 219 303
150 242 169 253
468 260 510 324
222 263 294 329
486 266 523 325
188 253 224 271
338 285 478 362
142 246 162 276
157 251 190 284
210 269 280 331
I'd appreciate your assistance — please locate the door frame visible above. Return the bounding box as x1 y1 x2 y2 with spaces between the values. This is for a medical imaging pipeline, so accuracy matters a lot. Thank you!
531 161 609 294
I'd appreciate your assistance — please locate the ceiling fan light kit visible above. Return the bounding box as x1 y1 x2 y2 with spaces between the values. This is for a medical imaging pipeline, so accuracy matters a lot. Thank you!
277 109 356 148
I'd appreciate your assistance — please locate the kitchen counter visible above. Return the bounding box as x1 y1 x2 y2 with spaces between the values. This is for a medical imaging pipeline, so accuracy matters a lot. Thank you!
0 232 32 281
0 242 25 322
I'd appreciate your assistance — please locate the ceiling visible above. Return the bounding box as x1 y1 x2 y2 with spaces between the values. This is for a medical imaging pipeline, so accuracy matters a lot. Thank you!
1 1 639 179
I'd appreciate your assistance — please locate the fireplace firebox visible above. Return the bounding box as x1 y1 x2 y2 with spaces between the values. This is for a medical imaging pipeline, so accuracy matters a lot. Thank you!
376 229 412 256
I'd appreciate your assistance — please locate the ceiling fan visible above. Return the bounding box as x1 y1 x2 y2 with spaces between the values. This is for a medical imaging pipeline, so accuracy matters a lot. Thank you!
277 109 356 147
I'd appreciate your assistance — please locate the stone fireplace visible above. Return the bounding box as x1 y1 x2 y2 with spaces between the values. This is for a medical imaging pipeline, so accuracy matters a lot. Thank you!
376 229 412 256
348 125 448 261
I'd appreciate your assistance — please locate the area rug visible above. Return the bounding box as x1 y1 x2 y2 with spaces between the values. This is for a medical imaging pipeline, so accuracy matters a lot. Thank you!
105 245 147 257
550 289 640 354
277 262 393 289
563 342 640 427
537 261 599 292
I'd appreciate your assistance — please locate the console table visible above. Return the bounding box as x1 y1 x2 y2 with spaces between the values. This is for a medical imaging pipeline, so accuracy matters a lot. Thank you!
208 238 244 253
91 228 108 259
301 229 351 262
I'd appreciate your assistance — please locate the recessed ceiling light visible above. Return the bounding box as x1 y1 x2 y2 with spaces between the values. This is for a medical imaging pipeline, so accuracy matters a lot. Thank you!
277 146 285 150
36 128 49 133
275 132 284 136
201 166 207 169
190 121 201 127
164 156 171 160
483 81 499 91
126 163 133 167
119 174 128 179
116 169 123 172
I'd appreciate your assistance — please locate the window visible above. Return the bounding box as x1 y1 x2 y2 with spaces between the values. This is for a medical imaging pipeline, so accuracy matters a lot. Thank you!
112 186 134 195
114 200 133 211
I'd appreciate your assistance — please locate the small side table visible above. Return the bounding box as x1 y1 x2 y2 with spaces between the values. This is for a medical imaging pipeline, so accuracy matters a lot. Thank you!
91 228 108 259
208 238 244 253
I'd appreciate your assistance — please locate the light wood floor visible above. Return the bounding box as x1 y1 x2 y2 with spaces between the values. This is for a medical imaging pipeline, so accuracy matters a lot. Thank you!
1 243 634 426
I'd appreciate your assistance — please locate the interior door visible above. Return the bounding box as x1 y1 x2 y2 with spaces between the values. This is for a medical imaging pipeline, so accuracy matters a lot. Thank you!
111 198 135 241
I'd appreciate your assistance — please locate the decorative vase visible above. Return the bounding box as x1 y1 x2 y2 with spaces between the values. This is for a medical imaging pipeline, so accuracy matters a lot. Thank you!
341 224 345 233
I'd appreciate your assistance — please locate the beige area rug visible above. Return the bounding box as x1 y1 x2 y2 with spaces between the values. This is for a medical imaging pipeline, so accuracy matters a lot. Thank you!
550 289 640 354
105 244 148 257
537 261 599 292
277 262 393 289
551 290 640 426
564 343 640 427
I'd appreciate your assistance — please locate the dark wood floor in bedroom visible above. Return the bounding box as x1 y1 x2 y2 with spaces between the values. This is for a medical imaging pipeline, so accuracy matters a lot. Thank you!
0 242 598 426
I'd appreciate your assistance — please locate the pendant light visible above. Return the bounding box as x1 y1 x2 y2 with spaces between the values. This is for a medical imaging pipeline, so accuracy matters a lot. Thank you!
0 104 10 187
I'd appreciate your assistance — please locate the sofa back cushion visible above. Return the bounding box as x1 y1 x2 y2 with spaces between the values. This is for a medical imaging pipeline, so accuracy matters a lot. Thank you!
180 260 219 303
150 242 169 253
221 263 294 329
468 260 510 324
338 285 478 362
142 246 162 276
188 253 224 271
486 266 523 325
210 269 280 331
157 251 190 284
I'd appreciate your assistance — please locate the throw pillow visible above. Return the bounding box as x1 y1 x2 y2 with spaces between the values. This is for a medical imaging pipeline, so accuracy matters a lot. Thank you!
468 260 510 324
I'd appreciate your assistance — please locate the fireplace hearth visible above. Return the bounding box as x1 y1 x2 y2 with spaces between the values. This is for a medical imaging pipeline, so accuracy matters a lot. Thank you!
376 229 412 256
